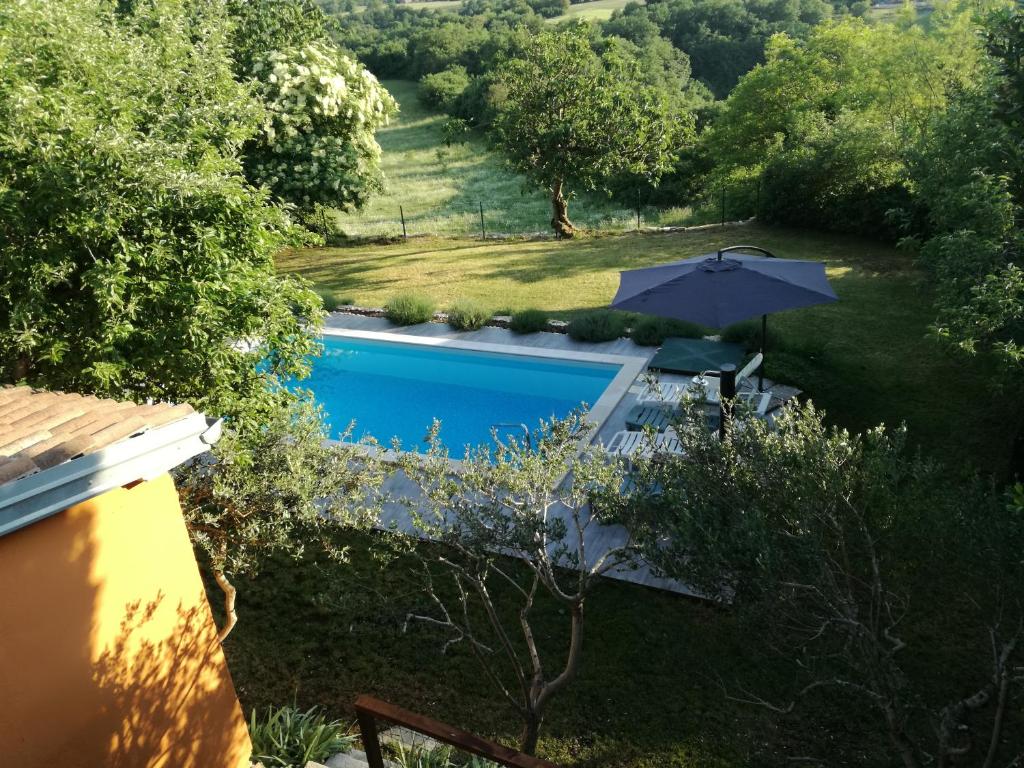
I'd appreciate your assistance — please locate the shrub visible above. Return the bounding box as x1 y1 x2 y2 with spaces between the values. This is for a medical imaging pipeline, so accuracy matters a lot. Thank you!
418 66 471 113
385 293 436 325
567 311 629 342
509 309 550 334
630 316 707 346
249 705 354 767
316 290 354 312
721 318 783 352
447 298 492 331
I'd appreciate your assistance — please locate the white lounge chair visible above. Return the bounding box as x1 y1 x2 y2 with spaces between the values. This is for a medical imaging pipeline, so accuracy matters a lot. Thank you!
605 429 684 461
639 353 765 407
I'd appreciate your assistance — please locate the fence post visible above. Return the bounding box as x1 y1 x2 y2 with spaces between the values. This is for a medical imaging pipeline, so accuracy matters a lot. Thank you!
636 189 641 231
356 707 385 768
479 201 486 240
400 205 407 239
720 188 726 226
755 178 761 220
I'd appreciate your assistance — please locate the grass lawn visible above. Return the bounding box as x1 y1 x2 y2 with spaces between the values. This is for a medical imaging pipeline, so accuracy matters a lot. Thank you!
332 80 696 238
280 223 1018 474
549 0 642 22
221 532 891 768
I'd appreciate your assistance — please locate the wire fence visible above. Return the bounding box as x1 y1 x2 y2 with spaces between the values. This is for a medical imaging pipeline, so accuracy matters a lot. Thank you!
327 182 762 240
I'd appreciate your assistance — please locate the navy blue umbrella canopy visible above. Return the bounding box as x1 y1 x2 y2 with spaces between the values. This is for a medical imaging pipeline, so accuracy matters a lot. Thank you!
612 245 837 389
612 246 837 328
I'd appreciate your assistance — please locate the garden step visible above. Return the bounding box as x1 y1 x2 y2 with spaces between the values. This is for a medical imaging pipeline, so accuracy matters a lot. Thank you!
323 748 401 768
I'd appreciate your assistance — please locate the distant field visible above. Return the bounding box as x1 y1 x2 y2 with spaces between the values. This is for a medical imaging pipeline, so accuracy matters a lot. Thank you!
332 80 697 238
400 0 463 9
549 0 640 22
868 2 933 28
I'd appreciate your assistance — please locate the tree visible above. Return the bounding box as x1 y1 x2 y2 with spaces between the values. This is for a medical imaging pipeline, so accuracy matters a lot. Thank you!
619 401 1024 767
703 9 983 236
0 0 382 638
226 0 331 77
396 414 634 754
492 24 690 237
176 398 382 641
913 7 1024 367
243 43 397 214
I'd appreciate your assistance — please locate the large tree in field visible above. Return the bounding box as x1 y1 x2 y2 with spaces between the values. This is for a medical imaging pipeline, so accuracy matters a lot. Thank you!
0 0 381 639
492 24 690 237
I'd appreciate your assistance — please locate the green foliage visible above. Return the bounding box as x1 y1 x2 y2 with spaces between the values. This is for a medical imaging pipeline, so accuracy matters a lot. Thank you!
567 311 629 342
227 0 330 76
0 0 383 637
493 24 693 234
0 0 312 416
704 11 982 237
387 742 500 768
446 298 492 330
316 289 353 311
912 7 1024 370
622 401 1024 766
244 43 398 212
177 396 383 591
629 315 706 346
527 0 569 18
385 293 438 325
602 0 833 97
509 308 550 334
720 319 783 352
396 413 631 752
249 705 355 767
419 66 471 112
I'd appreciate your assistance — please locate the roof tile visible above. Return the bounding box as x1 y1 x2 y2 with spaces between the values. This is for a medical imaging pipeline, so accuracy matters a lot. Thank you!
0 386 196 485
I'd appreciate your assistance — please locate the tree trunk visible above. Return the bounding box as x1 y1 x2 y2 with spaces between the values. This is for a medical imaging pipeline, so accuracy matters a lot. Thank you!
883 703 921 768
12 354 29 382
213 567 238 643
519 711 543 755
550 180 575 238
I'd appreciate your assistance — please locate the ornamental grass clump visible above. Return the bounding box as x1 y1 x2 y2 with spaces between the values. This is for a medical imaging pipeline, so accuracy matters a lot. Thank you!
446 298 492 331
249 705 354 767
509 308 549 334
630 316 707 346
385 293 436 325
567 311 629 342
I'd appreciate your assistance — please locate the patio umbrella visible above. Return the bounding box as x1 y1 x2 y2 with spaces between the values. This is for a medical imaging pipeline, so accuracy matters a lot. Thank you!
611 245 837 390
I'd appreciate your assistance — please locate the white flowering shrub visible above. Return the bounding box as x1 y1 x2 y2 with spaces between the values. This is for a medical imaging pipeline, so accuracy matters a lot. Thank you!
247 44 397 211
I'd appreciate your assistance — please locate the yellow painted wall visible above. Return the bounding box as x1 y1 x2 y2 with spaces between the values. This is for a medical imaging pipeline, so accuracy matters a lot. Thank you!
0 473 252 768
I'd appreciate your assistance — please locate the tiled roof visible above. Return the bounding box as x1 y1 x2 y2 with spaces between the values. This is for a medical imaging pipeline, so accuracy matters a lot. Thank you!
0 386 195 485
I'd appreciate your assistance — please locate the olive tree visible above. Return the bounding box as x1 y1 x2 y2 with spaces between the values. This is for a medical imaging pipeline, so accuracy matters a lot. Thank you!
492 24 690 237
396 414 634 754
0 0 383 638
620 401 1024 767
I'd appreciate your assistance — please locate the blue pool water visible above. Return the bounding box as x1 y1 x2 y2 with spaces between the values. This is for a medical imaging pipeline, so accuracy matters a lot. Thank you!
296 336 620 454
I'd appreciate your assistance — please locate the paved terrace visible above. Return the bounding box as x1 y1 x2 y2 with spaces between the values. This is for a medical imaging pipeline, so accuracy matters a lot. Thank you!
324 312 794 598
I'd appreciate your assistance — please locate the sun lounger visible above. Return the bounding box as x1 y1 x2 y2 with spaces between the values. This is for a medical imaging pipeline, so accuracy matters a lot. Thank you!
640 354 765 407
605 429 684 461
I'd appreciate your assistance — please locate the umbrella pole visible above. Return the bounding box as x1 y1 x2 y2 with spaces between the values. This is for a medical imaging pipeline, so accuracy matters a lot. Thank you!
759 314 767 392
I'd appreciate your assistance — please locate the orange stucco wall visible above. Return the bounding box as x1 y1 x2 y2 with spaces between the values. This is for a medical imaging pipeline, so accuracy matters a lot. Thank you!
0 473 252 768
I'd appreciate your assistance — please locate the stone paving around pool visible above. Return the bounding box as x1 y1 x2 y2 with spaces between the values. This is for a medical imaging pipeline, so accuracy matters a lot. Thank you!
324 312 799 598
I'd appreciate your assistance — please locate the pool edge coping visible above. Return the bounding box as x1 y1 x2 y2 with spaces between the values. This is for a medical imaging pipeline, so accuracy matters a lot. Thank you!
319 327 648 472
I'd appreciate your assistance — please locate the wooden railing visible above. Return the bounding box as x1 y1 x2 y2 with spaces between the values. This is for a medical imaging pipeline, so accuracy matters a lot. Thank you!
354 695 559 768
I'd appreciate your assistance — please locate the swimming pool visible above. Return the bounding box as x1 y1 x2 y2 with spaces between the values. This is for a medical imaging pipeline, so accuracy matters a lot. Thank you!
296 331 639 455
